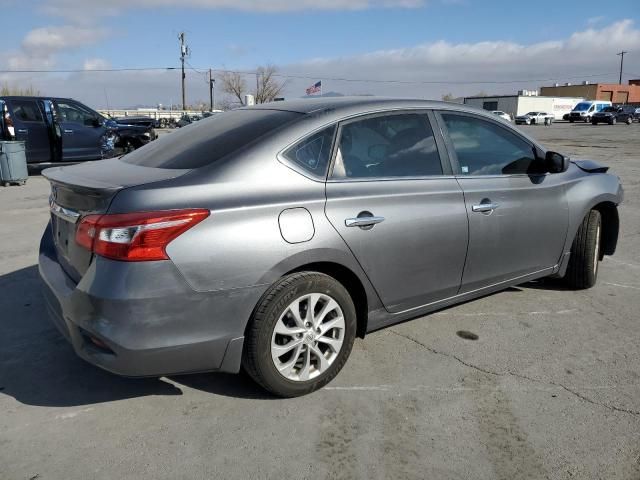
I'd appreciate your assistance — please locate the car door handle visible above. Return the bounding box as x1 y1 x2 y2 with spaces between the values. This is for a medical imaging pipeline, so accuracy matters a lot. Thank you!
17 129 28 134
345 216 385 227
472 203 499 213
64 129 74 134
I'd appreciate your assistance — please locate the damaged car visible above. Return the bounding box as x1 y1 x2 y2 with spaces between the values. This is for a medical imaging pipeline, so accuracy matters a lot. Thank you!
0 96 155 167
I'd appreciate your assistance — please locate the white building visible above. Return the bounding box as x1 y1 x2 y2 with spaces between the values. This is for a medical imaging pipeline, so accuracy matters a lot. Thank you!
463 92 584 120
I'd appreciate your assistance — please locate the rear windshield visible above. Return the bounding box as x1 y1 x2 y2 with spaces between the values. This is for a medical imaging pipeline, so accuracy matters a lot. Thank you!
122 109 301 169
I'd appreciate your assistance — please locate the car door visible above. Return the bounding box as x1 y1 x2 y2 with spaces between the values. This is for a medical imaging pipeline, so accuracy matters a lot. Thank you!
436 111 569 293
6 98 51 163
324 111 469 313
54 99 105 161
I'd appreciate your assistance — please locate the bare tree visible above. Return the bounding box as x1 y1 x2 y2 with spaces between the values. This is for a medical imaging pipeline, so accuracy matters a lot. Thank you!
0 84 41 96
220 71 247 106
254 65 287 104
441 92 455 101
220 65 287 106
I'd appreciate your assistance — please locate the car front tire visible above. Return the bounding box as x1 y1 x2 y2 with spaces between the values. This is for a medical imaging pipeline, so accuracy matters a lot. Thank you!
564 210 602 290
242 272 357 397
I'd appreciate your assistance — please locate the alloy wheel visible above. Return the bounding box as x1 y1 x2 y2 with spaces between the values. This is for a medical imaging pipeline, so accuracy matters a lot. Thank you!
270 293 345 382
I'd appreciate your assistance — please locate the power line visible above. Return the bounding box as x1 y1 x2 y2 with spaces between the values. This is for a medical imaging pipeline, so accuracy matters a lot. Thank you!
0 66 623 85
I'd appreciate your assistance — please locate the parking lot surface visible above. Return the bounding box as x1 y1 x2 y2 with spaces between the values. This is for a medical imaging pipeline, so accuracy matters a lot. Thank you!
1 122 639 480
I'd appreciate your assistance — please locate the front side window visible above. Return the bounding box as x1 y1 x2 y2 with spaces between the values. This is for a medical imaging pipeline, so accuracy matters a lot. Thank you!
441 113 540 176
331 113 442 179
10 99 43 123
283 125 336 177
56 101 98 125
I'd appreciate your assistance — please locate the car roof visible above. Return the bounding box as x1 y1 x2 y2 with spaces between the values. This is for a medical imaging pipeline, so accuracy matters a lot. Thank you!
247 96 479 115
0 96 77 102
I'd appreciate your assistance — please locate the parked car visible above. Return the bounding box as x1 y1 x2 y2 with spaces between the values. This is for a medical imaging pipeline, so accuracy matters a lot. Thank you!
40 97 622 397
113 115 157 130
0 96 155 167
515 111 554 125
591 106 634 125
568 100 612 123
491 110 511 122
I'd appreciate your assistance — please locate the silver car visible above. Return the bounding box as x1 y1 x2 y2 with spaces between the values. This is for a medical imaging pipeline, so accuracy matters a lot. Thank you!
515 111 554 125
40 97 622 397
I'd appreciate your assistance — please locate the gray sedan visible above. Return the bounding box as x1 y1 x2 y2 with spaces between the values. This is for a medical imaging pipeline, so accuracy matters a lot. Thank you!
40 97 622 397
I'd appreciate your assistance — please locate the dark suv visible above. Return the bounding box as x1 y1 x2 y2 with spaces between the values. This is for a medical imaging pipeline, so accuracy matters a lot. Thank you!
0 96 155 167
591 106 634 125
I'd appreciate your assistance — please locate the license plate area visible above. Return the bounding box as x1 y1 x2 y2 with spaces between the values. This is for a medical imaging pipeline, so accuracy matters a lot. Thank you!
52 213 75 260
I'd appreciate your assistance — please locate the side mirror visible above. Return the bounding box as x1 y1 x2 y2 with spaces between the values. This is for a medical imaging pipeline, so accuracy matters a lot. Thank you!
545 151 569 173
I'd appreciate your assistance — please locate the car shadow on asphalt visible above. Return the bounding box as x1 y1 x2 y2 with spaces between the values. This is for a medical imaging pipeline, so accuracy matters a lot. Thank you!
0 265 268 407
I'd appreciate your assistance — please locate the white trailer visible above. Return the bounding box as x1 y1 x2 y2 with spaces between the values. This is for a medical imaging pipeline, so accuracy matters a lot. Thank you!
464 95 584 120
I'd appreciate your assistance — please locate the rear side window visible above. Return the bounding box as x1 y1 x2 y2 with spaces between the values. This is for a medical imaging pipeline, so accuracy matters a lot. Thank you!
10 100 43 123
441 113 539 176
123 109 301 169
331 113 442 179
283 125 336 177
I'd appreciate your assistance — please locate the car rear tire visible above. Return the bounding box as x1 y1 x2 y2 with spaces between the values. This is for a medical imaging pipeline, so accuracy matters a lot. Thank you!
626 118 632 125
564 210 602 290
585 116 591 123
242 272 357 397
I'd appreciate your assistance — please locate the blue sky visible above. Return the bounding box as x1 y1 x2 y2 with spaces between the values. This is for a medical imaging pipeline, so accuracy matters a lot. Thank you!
1 0 639 107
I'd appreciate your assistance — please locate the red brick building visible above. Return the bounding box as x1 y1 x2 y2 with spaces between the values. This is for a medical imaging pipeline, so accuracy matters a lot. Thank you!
540 80 640 103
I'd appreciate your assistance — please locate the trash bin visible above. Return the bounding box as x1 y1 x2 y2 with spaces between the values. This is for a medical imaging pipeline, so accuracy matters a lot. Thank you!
0 140 28 186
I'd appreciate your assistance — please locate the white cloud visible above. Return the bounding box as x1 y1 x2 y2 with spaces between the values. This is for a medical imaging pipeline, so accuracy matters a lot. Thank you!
3 20 639 108
22 26 103 56
280 19 640 96
83 58 111 70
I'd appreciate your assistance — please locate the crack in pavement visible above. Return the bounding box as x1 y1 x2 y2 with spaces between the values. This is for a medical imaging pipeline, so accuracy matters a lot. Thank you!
389 329 640 417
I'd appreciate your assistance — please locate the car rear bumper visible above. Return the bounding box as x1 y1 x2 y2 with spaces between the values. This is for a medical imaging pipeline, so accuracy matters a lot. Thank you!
38 222 265 377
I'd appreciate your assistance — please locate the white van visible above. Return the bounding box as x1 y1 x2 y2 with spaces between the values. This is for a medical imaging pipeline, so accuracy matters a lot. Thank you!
568 100 612 123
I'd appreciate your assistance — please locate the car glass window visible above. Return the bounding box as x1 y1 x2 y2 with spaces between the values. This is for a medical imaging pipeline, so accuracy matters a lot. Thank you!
123 109 302 169
331 113 442 179
56 101 97 125
442 113 540 176
283 125 335 176
11 99 43 123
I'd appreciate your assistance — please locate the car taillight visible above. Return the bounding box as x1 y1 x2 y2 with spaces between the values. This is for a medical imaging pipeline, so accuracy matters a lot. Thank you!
75 209 210 261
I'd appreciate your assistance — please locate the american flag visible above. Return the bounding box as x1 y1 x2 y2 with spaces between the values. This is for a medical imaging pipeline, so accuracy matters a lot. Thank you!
306 81 322 95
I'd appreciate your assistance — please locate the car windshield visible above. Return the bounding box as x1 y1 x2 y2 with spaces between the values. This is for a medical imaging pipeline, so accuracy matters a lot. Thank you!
122 109 302 169
573 102 591 111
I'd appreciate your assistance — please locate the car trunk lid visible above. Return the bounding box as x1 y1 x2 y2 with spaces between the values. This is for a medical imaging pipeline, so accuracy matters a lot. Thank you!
43 158 189 281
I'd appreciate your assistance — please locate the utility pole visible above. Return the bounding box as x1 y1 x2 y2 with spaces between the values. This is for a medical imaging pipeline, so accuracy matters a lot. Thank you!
179 32 190 110
617 51 627 84
209 68 215 111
